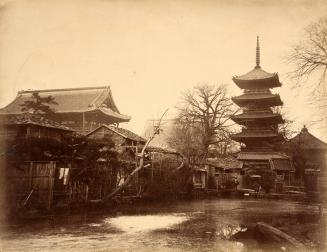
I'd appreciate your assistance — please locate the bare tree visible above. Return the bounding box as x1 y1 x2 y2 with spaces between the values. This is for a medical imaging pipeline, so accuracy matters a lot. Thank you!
287 16 327 96
167 117 204 164
170 84 237 161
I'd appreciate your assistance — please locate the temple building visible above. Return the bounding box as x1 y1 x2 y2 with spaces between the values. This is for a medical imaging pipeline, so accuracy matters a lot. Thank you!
286 126 327 192
0 86 131 134
230 37 294 190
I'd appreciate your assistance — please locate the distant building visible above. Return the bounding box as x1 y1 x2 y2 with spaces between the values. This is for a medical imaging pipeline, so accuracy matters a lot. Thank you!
0 86 131 134
230 38 294 180
142 118 176 150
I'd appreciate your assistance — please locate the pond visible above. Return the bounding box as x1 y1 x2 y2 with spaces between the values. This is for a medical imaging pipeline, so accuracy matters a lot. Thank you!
0 199 321 252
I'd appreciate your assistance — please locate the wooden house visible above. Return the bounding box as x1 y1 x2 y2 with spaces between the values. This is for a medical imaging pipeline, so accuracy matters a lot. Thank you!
0 86 131 135
86 126 183 199
86 124 146 149
206 157 243 191
192 164 208 190
86 125 146 198
0 114 75 212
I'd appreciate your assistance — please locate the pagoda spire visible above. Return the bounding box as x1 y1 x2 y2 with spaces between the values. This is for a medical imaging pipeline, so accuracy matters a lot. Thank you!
256 36 260 68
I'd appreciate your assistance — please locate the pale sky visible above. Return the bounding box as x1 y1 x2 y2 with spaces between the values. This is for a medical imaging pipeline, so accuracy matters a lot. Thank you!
0 0 326 141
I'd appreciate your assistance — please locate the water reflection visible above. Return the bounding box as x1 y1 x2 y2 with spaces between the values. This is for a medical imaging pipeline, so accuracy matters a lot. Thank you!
1 199 320 252
106 214 189 233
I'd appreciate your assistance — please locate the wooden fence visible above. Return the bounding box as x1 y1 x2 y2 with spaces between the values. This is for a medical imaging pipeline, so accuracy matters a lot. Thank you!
10 161 56 210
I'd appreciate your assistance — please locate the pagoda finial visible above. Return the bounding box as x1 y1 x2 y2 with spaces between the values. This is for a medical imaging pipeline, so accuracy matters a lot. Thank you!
256 36 260 68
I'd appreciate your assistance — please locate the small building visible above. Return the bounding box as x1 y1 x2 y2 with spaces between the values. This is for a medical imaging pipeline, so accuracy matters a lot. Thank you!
86 125 146 197
86 124 146 148
0 113 73 158
86 125 183 198
287 126 327 192
0 114 75 212
0 86 131 135
192 164 208 190
207 157 243 191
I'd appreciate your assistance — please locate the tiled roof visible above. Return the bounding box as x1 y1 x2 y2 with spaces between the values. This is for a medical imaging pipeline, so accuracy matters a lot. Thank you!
232 93 283 107
237 152 289 161
207 157 243 169
231 112 283 123
0 113 73 131
234 67 277 81
270 158 295 171
0 86 130 122
290 126 327 150
112 127 146 143
233 67 281 89
232 129 280 139
87 124 146 143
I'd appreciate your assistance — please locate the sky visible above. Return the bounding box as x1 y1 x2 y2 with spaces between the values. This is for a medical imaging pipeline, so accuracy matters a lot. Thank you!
0 0 326 141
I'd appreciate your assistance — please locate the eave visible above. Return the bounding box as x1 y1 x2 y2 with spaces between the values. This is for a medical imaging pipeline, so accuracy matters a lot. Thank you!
232 67 282 89
232 93 283 107
230 113 284 125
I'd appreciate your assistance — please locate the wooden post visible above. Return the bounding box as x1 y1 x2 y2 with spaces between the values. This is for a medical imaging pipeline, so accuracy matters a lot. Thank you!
29 161 33 190
47 162 55 210
82 112 85 134
151 153 154 182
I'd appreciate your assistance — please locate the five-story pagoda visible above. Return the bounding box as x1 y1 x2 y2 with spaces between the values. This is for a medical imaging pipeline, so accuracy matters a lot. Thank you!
231 37 294 174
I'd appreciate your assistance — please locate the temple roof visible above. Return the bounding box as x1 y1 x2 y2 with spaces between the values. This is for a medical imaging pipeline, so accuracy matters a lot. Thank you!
232 37 282 89
289 126 327 150
232 68 281 89
231 112 283 124
231 129 281 141
0 113 73 131
232 93 282 107
0 86 131 122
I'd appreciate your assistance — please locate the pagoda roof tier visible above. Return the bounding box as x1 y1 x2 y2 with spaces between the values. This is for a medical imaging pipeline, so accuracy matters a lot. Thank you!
232 67 281 89
231 129 282 142
232 93 282 107
230 112 284 124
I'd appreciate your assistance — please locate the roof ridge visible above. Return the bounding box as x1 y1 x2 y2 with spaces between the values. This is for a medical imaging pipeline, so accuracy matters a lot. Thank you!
18 85 110 94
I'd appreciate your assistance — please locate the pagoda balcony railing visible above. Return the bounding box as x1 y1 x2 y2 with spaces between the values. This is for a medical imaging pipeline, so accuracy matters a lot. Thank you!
239 128 278 134
244 89 271 94
242 109 274 114
240 146 274 152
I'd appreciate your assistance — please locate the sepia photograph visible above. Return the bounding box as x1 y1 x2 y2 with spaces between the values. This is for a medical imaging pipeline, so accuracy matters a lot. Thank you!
0 0 326 251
